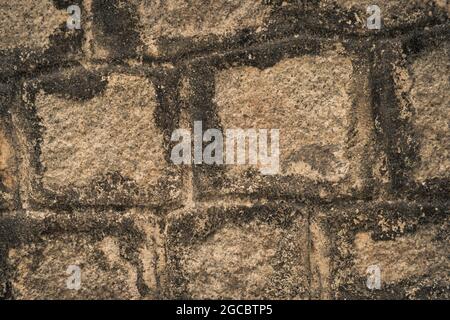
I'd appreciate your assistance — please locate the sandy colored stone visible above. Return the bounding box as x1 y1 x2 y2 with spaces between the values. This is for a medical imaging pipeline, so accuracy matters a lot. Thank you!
408 46 450 181
0 0 67 50
215 51 354 182
310 208 449 299
137 0 271 55
8 234 140 299
0 126 14 190
180 222 279 299
177 217 309 299
34 73 165 189
354 226 448 285
329 0 448 29
0 119 15 208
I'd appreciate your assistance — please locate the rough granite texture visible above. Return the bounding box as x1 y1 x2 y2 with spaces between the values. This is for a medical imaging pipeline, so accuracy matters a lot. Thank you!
0 0 448 300
0 0 66 50
9 234 141 299
215 51 355 183
406 46 449 181
35 72 164 188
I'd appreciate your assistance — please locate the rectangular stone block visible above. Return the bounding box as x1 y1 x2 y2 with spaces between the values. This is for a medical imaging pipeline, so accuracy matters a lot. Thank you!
0 85 17 210
0 0 84 76
3 210 162 299
186 40 375 201
395 38 449 188
310 203 449 299
0 120 15 210
13 66 183 208
165 203 310 299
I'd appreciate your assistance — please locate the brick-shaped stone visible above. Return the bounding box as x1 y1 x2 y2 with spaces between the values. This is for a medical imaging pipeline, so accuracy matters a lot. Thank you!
14 66 183 208
396 43 449 184
190 42 374 200
310 203 449 299
0 85 17 210
9 234 141 299
4 210 162 299
352 226 448 297
165 203 310 299
0 121 15 209
0 0 83 75
216 53 352 177
1 1 63 50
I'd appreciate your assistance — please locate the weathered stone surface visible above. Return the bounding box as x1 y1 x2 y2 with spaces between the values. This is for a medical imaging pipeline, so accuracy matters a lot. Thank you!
310 203 449 299
396 44 450 183
91 0 272 59
9 234 141 299
0 123 15 209
4 209 162 299
0 0 83 75
90 0 142 60
13 66 183 208
165 204 310 299
141 0 271 39
137 0 271 56
0 1 66 50
216 52 353 178
90 0 449 60
317 0 449 33
353 226 448 290
0 87 16 209
1 0 448 302
190 42 375 200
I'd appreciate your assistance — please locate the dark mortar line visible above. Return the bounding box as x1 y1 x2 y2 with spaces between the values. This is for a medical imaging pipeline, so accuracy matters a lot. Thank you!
2 23 448 80
4 216 148 247
22 201 185 216
345 48 378 198
194 188 372 204
369 48 406 193
144 25 450 66
139 15 449 64
6 198 448 217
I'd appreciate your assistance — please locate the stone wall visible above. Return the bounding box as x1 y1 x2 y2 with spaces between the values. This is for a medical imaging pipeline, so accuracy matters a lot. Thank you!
0 0 448 299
